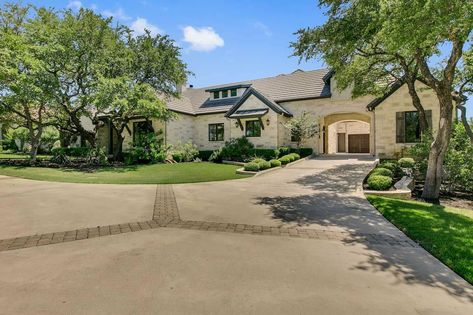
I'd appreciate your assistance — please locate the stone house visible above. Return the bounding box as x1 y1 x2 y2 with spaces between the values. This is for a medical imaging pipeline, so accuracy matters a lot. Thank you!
97 68 442 158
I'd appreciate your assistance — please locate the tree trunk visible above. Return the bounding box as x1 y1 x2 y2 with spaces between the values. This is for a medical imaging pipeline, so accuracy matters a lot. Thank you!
29 131 42 162
406 79 429 132
113 134 125 161
421 92 454 203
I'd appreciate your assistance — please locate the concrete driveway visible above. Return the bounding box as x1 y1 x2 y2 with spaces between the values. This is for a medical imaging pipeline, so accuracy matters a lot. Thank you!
0 176 156 239
0 156 472 314
174 156 403 235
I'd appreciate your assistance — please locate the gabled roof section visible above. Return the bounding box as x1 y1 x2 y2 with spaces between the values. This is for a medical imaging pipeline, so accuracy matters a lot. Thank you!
165 68 332 115
366 79 405 111
225 87 292 118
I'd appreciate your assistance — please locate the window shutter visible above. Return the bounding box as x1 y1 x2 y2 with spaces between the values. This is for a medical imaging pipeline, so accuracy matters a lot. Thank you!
396 112 405 143
425 110 432 130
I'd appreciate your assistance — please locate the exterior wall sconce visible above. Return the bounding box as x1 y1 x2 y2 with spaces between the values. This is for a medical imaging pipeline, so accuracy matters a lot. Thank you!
266 118 270 126
234 121 240 128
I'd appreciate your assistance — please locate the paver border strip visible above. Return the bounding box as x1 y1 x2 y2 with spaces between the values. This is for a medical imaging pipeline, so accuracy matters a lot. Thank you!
0 184 420 252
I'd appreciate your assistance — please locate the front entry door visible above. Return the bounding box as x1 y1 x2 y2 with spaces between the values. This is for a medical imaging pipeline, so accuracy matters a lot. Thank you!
337 133 346 152
348 134 370 153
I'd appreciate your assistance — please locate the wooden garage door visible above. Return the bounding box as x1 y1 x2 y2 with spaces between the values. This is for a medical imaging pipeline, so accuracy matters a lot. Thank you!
348 134 370 153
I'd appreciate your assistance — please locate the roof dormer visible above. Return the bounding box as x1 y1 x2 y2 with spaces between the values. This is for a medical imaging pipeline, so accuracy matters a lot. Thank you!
206 84 251 100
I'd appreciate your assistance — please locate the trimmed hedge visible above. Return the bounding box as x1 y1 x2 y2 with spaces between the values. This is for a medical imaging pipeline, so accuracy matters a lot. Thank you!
398 157 415 168
367 175 392 190
258 160 271 170
290 147 313 157
289 153 301 160
278 156 291 165
198 150 213 161
371 167 394 178
253 149 279 160
244 162 259 172
269 159 281 167
252 158 266 164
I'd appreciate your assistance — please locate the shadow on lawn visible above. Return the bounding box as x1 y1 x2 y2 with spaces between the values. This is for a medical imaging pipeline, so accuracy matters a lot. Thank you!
256 161 473 302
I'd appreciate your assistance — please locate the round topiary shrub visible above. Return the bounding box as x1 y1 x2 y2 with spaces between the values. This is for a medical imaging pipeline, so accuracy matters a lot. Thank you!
398 157 415 168
269 159 281 167
258 161 271 170
367 175 392 190
252 158 266 164
371 167 394 178
380 162 397 172
279 156 291 165
244 162 260 172
289 153 300 160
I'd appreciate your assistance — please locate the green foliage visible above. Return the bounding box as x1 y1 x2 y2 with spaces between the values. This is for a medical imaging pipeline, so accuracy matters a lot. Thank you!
252 158 266 164
198 150 214 161
278 146 291 156
171 141 198 162
252 148 279 160
380 161 398 172
209 148 223 163
278 156 291 165
371 167 394 178
39 127 60 153
444 123 473 192
257 160 271 170
85 147 108 166
269 159 281 167
4 128 29 151
243 162 259 172
289 153 300 160
51 147 91 157
124 132 168 164
398 157 415 168
292 147 313 157
367 175 392 191
220 137 255 161
283 112 318 148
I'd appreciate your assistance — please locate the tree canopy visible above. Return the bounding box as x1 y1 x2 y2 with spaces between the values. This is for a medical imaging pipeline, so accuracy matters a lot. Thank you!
292 0 472 201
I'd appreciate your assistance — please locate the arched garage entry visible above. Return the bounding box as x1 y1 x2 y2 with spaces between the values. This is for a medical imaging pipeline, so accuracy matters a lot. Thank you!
323 113 373 155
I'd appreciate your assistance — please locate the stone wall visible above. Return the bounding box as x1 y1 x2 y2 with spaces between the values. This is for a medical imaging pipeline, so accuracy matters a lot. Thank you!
373 82 440 158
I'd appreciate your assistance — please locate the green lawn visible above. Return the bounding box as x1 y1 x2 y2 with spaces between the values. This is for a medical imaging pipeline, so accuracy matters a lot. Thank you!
366 195 473 284
0 162 250 184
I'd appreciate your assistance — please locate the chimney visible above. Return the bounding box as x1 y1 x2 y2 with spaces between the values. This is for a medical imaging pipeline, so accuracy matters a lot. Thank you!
176 84 187 94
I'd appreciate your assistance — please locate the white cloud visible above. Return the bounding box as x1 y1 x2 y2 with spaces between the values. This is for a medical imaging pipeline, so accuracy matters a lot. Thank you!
130 18 162 36
253 21 272 37
182 26 224 52
102 8 131 21
67 1 82 10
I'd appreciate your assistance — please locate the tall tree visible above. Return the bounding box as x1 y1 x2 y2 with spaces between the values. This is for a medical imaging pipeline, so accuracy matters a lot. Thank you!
0 3 55 161
292 0 472 202
94 30 188 159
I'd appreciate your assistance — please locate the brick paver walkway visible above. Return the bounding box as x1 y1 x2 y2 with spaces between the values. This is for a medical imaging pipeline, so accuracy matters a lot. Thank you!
0 185 419 252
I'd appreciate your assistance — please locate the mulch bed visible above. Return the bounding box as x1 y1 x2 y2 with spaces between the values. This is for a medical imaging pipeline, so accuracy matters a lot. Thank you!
412 183 473 210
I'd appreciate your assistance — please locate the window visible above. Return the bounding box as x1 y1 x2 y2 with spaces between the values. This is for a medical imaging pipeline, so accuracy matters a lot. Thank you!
222 90 228 98
209 123 224 141
230 89 237 97
213 91 220 99
245 120 261 137
133 121 154 144
396 110 432 143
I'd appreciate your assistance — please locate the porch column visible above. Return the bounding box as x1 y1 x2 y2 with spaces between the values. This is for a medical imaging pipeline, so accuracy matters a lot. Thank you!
369 111 376 156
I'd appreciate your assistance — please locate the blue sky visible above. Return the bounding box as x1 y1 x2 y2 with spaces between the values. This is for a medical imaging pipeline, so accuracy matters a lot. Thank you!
5 0 473 116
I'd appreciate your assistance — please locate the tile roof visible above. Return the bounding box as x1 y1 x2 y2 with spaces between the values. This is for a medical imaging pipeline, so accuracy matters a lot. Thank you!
166 68 332 115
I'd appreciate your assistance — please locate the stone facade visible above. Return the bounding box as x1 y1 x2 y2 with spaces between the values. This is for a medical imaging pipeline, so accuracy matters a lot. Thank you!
373 82 440 158
94 79 441 158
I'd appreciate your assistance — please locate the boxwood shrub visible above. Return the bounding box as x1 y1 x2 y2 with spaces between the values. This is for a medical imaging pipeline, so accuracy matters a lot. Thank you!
252 149 279 160
278 156 291 165
367 175 392 190
258 160 271 170
289 153 301 160
371 167 394 178
252 158 266 164
398 157 415 168
269 159 281 167
244 162 259 172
